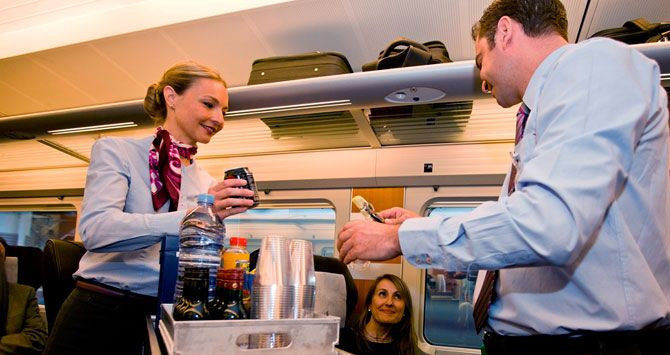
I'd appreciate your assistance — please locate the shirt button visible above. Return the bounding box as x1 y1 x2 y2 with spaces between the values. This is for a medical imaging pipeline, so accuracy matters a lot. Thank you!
415 257 422 264
425 255 432 264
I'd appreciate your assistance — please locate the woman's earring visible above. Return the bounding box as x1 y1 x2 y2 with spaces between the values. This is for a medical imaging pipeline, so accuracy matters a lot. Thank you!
367 307 371 312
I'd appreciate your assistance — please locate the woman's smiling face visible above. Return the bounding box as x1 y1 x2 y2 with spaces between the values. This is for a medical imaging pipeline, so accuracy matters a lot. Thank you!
164 77 228 145
370 278 405 325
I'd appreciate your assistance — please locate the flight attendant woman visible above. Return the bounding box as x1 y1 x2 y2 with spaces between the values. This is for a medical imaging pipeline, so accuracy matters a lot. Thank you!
44 62 254 354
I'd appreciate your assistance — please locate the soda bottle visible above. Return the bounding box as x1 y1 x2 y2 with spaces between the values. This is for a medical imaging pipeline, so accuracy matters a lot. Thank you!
207 268 229 320
221 268 247 320
173 267 210 320
175 193 224 301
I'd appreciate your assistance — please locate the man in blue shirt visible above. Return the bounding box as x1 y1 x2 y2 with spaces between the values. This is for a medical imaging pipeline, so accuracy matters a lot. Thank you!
337 0 670 353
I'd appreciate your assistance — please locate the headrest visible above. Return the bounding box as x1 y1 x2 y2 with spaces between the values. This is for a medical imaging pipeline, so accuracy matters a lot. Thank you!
4 256 18 283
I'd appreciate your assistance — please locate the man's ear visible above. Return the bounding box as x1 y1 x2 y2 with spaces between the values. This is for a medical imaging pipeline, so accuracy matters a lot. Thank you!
496 16 514 50
163 85 177 108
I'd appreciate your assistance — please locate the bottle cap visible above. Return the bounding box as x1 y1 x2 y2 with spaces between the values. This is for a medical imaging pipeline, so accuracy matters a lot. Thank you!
197 193 215 204
229 237 247 247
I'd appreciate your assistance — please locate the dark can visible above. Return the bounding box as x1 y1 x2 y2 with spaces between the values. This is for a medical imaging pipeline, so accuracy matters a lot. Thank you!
224 167 260 208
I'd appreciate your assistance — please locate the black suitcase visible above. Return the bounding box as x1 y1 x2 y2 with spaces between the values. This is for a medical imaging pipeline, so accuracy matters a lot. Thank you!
247 51 353 85
590 18 670 44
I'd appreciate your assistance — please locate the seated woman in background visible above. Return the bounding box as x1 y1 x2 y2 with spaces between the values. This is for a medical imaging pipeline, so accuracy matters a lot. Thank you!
338 274 416 355
44 61 254 354
0 239 48 354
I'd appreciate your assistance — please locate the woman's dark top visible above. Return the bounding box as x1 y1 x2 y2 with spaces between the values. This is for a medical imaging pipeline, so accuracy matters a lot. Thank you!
337 327 406 355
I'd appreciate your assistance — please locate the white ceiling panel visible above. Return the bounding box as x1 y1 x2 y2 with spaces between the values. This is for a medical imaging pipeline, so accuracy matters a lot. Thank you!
31 43 144 104
162 14 273 88
0 0 101 26
347 0 491 62
0 0 292 59
91 29 189 92
0 55 93 113
246 0 368 70
580 0 670 40
0 79 48 115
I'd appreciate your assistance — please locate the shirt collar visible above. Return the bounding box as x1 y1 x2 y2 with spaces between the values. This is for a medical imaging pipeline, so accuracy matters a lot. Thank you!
522 44 571 112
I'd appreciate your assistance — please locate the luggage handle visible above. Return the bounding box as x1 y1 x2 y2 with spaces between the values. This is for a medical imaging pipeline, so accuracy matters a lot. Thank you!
623 18 659 33
381 37 430 58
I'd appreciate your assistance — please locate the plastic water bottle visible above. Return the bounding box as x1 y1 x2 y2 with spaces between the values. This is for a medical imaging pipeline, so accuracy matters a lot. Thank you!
174 193 224 302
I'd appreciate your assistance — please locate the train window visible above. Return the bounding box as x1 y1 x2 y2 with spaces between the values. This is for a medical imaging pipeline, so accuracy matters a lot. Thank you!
0 211 77 249
423 204 483 349
223 205 336 257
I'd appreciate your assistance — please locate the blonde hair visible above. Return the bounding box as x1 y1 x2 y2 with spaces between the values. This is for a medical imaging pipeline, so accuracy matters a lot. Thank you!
143 61 226 124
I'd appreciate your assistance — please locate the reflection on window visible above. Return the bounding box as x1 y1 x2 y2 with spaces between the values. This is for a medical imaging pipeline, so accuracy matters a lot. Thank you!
0 211 77 249
223 208 336 257
423 206 482 349
0 210 76 305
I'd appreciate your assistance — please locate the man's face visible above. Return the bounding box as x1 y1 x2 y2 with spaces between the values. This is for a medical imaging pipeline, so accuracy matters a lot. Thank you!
475 35 518 108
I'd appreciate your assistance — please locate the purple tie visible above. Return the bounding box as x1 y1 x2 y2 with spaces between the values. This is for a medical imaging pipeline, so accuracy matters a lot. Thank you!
473 103 530 333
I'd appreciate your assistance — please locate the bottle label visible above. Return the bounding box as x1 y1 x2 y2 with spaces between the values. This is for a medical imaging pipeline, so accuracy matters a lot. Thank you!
223 308 240 318
222 253 250 270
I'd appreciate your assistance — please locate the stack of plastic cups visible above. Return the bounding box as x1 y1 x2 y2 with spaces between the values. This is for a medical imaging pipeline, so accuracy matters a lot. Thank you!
249 236 294 349
289 239 316 319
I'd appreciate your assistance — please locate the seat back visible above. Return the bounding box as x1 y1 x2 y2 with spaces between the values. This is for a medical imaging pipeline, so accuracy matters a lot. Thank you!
313 255 358 325
5 244 43 290
42 239 86 332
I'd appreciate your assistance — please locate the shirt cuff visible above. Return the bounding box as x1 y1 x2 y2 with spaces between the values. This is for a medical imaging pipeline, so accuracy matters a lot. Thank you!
399 216 457 269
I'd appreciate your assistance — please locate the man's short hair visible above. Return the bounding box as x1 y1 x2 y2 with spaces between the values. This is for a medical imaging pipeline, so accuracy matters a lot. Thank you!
472 0 568 48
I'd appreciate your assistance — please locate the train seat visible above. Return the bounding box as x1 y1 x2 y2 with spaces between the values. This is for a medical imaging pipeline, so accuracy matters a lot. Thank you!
42 239 86 332
5 244 43 290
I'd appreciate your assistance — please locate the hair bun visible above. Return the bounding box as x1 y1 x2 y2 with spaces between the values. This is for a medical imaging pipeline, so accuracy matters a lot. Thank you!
143 82 166 122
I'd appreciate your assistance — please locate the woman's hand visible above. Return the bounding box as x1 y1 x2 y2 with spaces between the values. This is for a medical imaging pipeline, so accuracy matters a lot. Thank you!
207 178 255 219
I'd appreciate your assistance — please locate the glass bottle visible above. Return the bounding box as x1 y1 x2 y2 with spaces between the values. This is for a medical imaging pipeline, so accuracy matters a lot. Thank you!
222 268 247 320
207 268 228 320
173 267 210 321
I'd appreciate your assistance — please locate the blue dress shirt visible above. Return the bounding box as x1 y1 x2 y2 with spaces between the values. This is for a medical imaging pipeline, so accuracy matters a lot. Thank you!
74 136 216 296
399 38 670 335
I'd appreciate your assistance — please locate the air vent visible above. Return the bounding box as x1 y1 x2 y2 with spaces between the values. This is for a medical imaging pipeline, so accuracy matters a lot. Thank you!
369 101 473 146
261 111 359 139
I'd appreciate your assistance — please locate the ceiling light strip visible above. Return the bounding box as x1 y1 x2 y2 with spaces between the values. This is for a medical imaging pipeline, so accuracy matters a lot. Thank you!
226 100 351 117
48 122 137 135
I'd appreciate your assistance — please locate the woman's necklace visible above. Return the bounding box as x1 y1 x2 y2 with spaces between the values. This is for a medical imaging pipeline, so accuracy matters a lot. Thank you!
364 328 392 344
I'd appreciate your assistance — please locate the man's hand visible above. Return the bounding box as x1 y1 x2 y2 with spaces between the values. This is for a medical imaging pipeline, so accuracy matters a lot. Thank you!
336 220 402 264
379 207 420 225
208 178 255 219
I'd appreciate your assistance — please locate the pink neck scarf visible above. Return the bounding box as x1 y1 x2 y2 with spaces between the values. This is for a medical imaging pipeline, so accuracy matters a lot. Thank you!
149 127 198 211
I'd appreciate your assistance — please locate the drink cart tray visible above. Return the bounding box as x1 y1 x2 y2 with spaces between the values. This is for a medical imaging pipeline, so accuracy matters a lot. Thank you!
158 304 340 354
